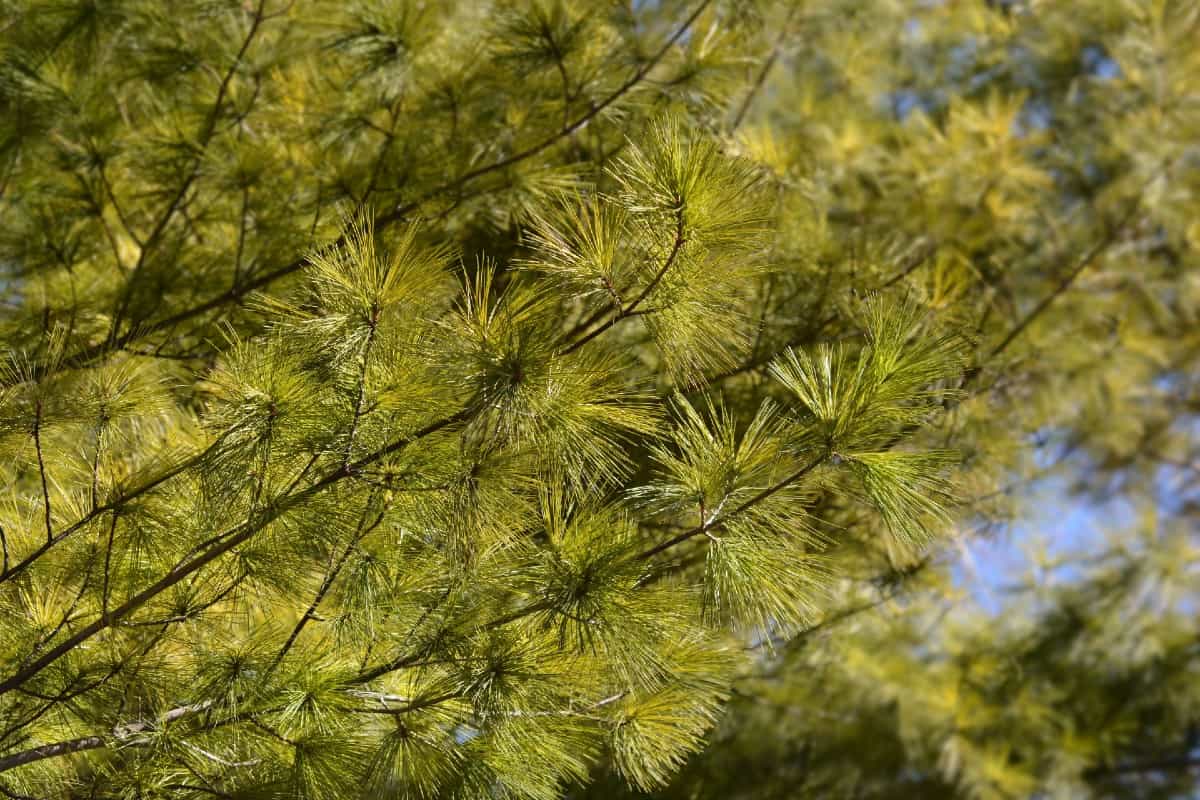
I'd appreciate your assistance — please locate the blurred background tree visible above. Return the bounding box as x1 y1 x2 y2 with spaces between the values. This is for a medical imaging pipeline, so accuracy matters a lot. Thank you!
0 1 1197 798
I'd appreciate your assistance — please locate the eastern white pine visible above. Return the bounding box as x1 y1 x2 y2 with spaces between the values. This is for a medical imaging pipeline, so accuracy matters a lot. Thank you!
1 2 1198 798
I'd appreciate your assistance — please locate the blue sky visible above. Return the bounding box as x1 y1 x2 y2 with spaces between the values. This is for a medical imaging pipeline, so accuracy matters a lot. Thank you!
954 474 1137 613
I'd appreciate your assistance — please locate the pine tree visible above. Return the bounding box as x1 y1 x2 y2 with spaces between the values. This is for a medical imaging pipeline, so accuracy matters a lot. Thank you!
1 1 1198 799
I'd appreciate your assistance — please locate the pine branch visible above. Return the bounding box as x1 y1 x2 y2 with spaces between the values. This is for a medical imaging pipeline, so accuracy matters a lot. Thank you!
989 159 1178 361
695 241 937 390
89 422 105 511
351 598 555 686
344 306 381 467
0 702 215 775
21 555 96 667
558 205 686 355
750 561 928 658
731 4 801 130
1 681 626 775
107 0 269 346
988 195 1144 359
635 452 827 561
179 740 260 769
2 0 714 391
231 185 250 289
267 501 385 672
0 435 229 587
95 159 141 248
8 5 1191 793
388 0 712 219
0 409 468 697
345 691 461 716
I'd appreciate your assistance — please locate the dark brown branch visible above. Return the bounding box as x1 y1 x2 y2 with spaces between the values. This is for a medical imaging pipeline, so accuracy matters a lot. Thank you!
0 700 215 775
32 401 52 545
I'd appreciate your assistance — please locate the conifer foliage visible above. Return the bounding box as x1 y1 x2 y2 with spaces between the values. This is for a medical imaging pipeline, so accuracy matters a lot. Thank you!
1 1 1199 798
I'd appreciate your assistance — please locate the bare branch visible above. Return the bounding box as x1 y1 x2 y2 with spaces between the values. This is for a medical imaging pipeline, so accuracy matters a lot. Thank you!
0 736 106 774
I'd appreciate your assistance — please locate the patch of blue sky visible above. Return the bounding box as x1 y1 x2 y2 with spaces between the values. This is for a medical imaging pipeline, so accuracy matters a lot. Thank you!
951 472 1138 615
885 88 926 120
1081 44 1121 81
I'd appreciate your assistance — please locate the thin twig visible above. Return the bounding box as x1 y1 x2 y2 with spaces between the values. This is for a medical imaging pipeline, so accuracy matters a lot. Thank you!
989 163 1170 359
32 401 52 544
344 306 380 467
989 202 1141 359
731 4 800 130
558 207 686 355
268 500 386 671
0 433 226 586
635 453 827 561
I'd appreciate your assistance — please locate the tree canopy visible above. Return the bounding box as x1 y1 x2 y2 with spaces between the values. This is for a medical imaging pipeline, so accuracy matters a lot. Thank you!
1 1 1198 798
